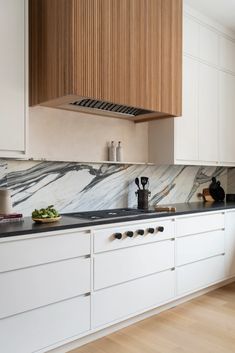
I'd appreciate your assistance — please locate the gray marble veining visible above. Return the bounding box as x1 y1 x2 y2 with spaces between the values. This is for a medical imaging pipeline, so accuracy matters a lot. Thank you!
0 160 227 216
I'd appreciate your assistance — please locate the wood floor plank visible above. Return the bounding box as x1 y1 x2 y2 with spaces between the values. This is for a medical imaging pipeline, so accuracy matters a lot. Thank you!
69 282 235 353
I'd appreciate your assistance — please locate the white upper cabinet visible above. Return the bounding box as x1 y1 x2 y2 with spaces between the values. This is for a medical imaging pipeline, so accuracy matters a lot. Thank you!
149 9 235 166
219 71 235 164
0 0 27 157
199 26 219 66
219 37 235 73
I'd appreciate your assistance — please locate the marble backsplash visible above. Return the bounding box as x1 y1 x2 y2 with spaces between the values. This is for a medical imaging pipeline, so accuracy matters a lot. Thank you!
0 160 229 217
227 168 235 193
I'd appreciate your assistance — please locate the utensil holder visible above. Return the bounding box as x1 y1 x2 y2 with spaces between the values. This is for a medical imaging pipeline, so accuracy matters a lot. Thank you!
136 189 151 210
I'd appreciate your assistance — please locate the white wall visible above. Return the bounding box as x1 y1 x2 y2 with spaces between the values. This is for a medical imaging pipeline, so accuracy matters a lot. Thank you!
28 107 149 163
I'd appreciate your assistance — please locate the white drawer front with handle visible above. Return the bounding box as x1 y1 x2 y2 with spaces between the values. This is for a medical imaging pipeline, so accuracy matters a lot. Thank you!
0 295 90 353
94 240 174 290
176 212 224 237
176 255 225 296
176 230 225 266
0 257 90 319
0 230 90 273
93 269 175 328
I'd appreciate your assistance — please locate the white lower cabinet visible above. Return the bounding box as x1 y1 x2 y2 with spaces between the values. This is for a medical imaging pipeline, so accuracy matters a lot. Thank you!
94 240 174 290
176 230 225 266
93 270 175 328
225 211 235 277
0 295 90 353
176 255 225 296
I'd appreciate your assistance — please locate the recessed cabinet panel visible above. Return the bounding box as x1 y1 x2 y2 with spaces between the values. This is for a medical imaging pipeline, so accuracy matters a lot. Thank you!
220 37 235 73
219 71 235 164
0 0 26 153
175 56 198 161
199 25 219 66
198 63 219 162
183 16 199 57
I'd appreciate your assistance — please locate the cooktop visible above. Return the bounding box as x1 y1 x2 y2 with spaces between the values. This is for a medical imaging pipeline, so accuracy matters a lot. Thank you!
66 208 158 220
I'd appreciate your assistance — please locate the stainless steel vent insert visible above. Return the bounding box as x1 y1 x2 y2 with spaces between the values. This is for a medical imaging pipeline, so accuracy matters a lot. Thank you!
70 99 152 116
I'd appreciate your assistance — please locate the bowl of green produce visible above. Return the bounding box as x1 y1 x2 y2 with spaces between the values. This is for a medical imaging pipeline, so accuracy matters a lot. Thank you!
32 205 61 223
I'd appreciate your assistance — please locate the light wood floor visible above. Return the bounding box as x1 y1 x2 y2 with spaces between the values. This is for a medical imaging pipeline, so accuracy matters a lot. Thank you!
69 283 235 353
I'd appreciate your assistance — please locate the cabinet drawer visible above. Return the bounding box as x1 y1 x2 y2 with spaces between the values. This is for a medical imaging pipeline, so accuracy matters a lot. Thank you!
0 230 90 272
94 219 174 253
176 213 224 237
0 257 90 319
93 270 175 328
176 255 225 296
0 295 90 353
176 230 225 266
94 240 174 290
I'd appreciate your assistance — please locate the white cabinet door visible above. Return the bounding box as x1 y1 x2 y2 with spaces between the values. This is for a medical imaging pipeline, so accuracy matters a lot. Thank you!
177 255 225 296
0 295 90 353
175 56 198 161
183 16 199 57
93 270 175 328
94 240 174 290
225 211 235 278
198 63 219 162
0 0 26 156
219 71 235 164
199 25 219 66
220 37 235 73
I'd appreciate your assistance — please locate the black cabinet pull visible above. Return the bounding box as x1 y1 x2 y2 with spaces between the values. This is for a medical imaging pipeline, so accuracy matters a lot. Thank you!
157 226 164 232
114 233 122 239
137 229 145 235
147 228 155 234
126 231 134 237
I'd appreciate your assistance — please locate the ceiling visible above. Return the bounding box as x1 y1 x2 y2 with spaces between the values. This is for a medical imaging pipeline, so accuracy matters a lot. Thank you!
185 0 235 32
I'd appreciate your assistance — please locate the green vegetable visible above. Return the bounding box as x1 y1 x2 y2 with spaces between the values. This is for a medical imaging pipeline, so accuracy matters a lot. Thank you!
32 205 60 219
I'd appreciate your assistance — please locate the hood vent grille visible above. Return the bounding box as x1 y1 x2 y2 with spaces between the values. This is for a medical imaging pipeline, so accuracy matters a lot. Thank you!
71 99 152 116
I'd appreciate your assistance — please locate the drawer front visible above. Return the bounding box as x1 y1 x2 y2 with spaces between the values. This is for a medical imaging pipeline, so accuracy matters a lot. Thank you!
94 240 174 290
176 230 225 266
93 269 175 328
176 255 225 296
0 257 90 319
176 213 224 237
94 219 174 253
0 295 90 353
0 230 90 273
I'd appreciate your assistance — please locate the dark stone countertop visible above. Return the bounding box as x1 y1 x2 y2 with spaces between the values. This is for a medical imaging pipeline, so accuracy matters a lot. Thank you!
1 201 235 239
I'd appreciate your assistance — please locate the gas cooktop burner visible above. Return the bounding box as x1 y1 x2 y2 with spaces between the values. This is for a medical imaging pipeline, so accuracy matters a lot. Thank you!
66 208 158 220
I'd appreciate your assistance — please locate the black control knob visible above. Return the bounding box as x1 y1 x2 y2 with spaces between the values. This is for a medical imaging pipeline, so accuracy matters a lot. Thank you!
147 228 155 234
137 229 145 235
126 231 134 237
114 233 122 240
157 226 164 232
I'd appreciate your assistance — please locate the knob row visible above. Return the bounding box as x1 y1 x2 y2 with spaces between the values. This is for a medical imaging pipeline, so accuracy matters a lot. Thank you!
114 226 164 239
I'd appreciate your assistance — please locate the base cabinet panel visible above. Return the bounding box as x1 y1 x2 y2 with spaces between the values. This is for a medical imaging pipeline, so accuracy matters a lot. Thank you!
0 296 90 353
225 211 235 277
176 255 225 296
94 241 174 290
93 270 175 328
176 230 225 266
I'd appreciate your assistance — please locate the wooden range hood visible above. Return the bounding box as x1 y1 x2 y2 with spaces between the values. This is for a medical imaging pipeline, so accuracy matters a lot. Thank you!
29 0 182 123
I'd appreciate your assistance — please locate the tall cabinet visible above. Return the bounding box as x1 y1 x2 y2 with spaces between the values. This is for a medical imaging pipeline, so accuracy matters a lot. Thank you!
149 6 235 166
0 0 27 158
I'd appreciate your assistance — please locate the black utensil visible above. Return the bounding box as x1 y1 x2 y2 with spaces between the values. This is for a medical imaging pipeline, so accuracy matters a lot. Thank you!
141 177 149 190
135 177 140 190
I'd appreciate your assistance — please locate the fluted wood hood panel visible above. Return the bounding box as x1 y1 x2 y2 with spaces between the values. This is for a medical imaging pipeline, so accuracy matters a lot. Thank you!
29 0 182 122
